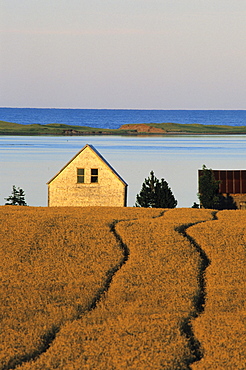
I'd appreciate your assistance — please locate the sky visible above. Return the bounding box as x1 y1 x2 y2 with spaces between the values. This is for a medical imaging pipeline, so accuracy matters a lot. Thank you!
1 0 246 109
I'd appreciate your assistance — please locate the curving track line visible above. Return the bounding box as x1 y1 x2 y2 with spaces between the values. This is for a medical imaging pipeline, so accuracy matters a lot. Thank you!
4 216 136 370
175 211 217 368
5 210 215 369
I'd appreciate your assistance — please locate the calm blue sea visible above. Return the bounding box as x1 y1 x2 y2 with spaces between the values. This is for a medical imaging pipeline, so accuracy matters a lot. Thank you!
1 135 246 207
0 108 246 129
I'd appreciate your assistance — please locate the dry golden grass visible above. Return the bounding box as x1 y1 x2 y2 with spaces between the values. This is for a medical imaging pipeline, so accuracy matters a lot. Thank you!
0 206 160 370
0 207 245 369
13 208 213 370
187 210 246 370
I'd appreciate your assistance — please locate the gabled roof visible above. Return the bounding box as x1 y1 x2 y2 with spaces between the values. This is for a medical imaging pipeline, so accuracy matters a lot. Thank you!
47 144 128 186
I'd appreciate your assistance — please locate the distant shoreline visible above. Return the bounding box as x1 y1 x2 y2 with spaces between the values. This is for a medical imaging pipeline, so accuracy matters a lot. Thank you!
1 120 246 136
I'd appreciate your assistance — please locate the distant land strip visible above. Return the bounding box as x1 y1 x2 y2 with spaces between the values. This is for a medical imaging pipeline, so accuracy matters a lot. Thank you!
1 120 246 136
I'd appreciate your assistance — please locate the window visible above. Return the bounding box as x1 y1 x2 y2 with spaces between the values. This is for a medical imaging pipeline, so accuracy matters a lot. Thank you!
91 168 98 183
77 168 85 183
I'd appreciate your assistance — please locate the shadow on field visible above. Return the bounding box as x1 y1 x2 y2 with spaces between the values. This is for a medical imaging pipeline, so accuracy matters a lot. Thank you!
175 211 217 368
4 210 214 370
4 220 130 370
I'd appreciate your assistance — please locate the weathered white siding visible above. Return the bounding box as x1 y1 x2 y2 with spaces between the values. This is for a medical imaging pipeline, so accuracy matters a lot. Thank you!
47 145 127 207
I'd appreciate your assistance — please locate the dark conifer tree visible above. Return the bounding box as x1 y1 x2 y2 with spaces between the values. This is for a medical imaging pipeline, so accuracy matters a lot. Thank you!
5 185 27 206
135 171 177 208
198 165 220 209
198 165 238 210
17 187 27 206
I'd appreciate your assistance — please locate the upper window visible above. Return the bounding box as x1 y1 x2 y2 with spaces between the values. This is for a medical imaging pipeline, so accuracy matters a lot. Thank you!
77 168 85 183
91 169 98 183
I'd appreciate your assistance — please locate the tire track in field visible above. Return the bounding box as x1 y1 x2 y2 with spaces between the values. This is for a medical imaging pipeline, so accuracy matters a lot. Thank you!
175 211 217 368
3 224 128 370
88 219 130 312
5 209 209 370
5 212 161 370
80 211 165 313
90 210 166 311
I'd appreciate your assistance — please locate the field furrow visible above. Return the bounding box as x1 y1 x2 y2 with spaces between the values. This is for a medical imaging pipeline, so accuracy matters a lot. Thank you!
187 210 246 370
0 207 121 369
1 207 244 369
0 206 161 370
15 208 213 369
174 219 213 366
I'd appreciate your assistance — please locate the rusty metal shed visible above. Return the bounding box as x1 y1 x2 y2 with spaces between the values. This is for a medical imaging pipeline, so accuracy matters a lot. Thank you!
198 169 246 194
198 169 246 209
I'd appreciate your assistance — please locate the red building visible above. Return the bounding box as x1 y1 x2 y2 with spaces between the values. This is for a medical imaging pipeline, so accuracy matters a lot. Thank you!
198 169 246 209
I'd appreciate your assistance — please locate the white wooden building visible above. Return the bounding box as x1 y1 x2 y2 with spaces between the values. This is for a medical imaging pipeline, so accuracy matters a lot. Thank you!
47 144 127 207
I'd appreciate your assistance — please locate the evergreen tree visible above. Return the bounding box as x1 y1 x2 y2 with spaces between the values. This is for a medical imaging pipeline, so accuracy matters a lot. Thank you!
5 185 27 206
135 171 177 208
191 202 200 208
198 165 220 209
17 187 27 206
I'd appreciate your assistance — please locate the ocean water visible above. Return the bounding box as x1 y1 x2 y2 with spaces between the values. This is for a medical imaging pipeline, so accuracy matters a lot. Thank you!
0 108 246 128
1 108 246 207
1 135 246 208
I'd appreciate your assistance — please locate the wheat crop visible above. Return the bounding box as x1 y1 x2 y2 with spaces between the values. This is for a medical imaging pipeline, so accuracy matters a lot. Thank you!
0 206 127 369
1 207 244 370
188 210 246 370
16 208 213 369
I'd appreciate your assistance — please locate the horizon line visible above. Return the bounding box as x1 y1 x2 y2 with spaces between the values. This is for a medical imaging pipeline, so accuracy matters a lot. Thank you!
1 107 245 111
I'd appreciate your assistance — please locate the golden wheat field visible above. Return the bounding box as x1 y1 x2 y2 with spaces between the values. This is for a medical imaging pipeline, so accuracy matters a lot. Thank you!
0 206 245 370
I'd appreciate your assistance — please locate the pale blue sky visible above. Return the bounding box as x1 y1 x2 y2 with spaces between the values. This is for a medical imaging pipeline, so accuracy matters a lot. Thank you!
1 0 245 109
